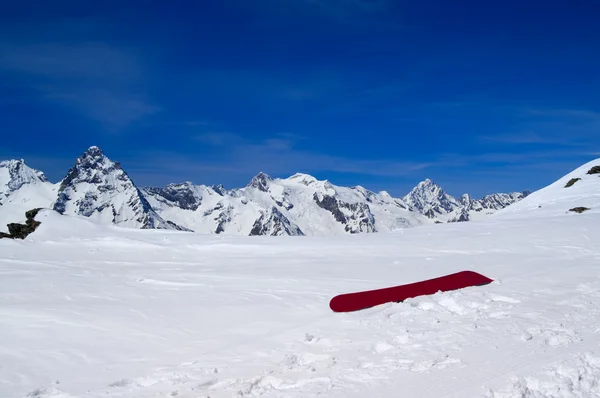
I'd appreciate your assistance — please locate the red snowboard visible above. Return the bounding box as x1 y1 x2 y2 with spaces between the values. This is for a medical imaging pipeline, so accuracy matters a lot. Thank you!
329 270 493 312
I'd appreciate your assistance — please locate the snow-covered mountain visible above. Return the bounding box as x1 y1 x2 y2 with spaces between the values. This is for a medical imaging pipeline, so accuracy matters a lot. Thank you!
53 146 186 230
403 178 530 222
143 172 426 236
493 158 600 219
403 179 460 220
0 145 531 235
0 159 58 232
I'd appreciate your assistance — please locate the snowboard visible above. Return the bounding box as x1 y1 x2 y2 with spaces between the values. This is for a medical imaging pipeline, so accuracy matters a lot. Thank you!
329 270 493 312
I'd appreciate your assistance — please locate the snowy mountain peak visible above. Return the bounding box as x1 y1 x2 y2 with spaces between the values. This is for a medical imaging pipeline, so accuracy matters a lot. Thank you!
402 178 528 222
0 159 48 194
248 172 273 192
404 178 458 218
211 184 227 196
76 146 112 167
53 147 184 230
287 173 318 186
0 159 57 233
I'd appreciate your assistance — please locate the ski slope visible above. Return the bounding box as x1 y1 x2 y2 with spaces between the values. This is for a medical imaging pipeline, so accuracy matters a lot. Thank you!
2 195 600 397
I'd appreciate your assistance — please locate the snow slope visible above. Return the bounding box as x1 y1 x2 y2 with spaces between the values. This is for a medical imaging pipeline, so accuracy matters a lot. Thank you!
2 193 600 397
493 158 600 219
0 160 58 233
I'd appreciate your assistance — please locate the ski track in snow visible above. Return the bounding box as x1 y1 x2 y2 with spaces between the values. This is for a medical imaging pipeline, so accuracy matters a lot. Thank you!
1 210 600 397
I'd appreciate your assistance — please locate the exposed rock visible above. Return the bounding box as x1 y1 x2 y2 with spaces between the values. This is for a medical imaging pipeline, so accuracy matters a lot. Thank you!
144 183 203 211
1 208 43 239
249 207 304 236
313 193 347 224
0 159 48 193
587 166 600 175
212 184 227 196
247 172 272 193
214 205 233 234
447 209 470 223
569 207 590 214
313 192 376 233
565 178 581 188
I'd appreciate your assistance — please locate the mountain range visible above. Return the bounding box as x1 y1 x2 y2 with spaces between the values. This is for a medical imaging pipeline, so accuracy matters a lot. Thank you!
0 146 530 235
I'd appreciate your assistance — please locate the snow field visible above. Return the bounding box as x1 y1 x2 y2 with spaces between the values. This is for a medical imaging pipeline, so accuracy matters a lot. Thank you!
1 210 600 397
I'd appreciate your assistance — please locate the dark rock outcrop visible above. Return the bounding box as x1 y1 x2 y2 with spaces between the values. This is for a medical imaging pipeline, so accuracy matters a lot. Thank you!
587 166 600 175
313 193 376 233
144 183 203 211
565 178 581 188
569 207 590 214
1 208 43 239
249 207 304 236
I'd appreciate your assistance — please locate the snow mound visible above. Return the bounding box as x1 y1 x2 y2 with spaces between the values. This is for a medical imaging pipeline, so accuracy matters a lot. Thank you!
493 158 600 219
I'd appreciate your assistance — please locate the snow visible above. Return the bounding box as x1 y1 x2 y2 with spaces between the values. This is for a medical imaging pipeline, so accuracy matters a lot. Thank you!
493 158 600 219
1 157 599 397
52 147 182 230
0 160 58 233
2 177 600 398
1 148 528 235
145 173 429 235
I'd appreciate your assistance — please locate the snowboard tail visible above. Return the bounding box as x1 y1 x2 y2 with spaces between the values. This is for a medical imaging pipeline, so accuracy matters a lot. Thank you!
329 270 493 313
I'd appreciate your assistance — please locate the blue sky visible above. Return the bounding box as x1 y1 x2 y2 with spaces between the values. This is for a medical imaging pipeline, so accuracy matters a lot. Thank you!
1 0 599 197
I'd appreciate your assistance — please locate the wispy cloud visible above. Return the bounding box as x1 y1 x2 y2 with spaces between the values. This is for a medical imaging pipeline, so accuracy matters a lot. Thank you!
479 131 584 146
523 108 600 121
434 149 594 169
0 41 159 131
477 107 600 148
0 42 138 81
182 127 594 184
194 132 244 146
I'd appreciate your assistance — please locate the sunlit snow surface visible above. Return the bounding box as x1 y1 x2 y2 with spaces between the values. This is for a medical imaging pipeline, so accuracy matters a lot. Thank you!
1 159 600 397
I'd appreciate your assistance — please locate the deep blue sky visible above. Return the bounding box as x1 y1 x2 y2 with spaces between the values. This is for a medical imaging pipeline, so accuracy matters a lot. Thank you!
1 0 599 197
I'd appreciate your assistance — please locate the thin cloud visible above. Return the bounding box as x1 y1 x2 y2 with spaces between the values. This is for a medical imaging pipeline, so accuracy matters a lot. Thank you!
435 150 594 167
479 131 584 146
477 106 600 148
0 41 158 131
523 108 600 121
194 132 244 146
0 42 139 81
189 132 434 178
